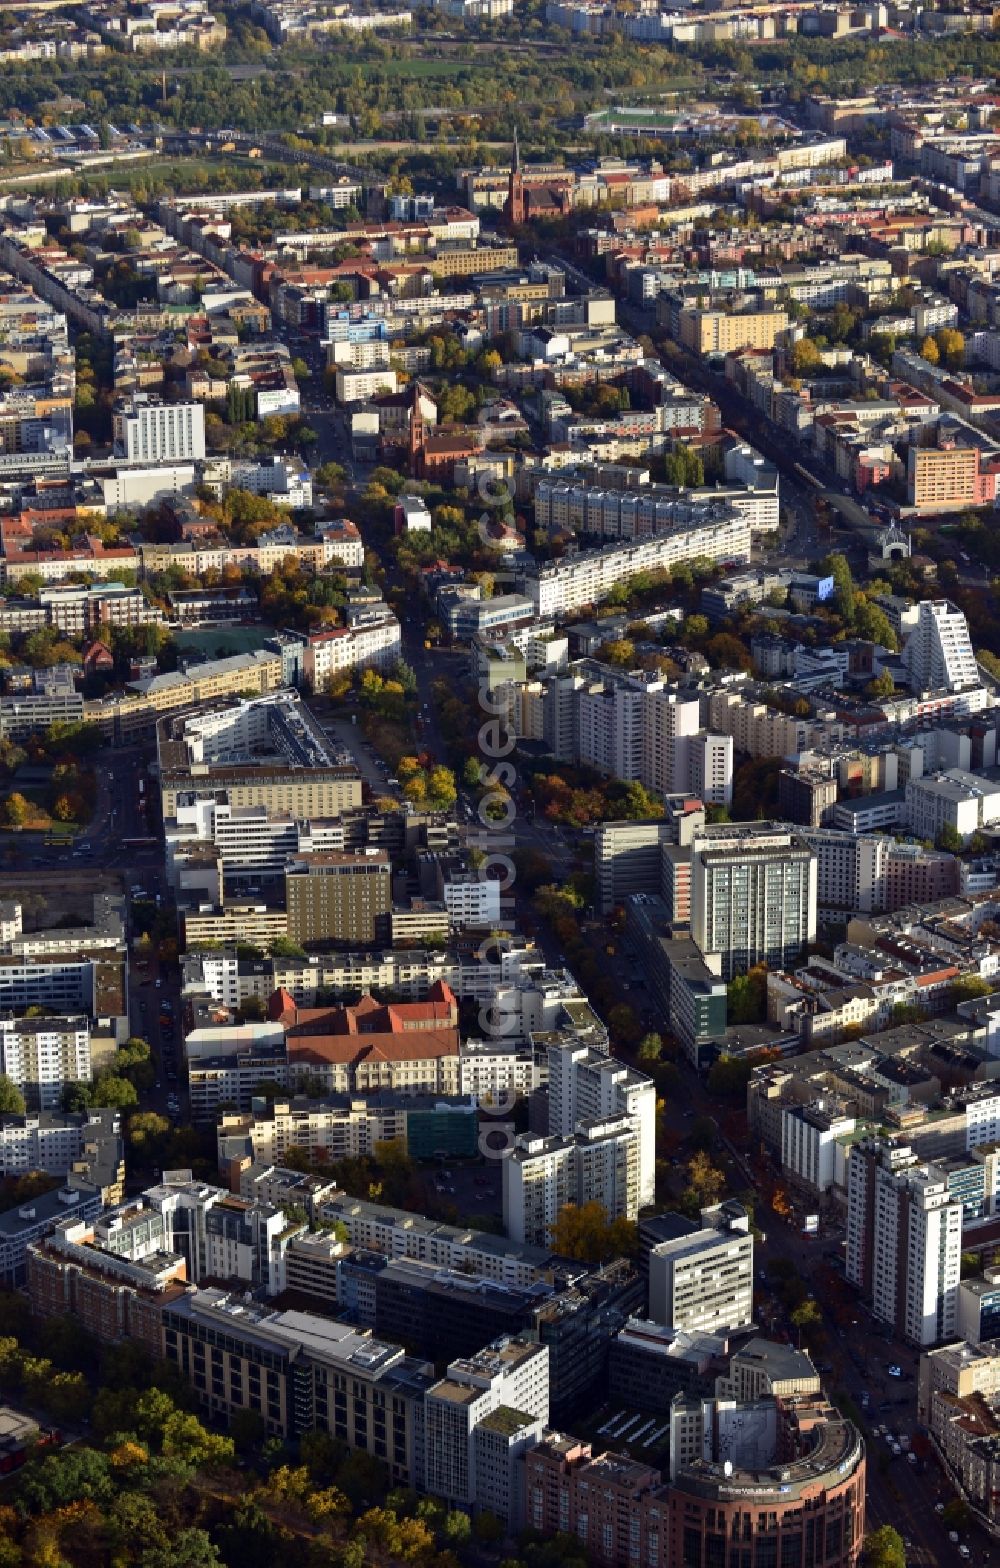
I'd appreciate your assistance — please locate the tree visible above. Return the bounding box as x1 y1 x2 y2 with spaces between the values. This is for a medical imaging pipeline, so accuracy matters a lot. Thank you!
866 670 896 700
315 462 346 489
790 1297 822 1344
936 822 963 853
706 633 752 672
128 1111 171 1162
548 1200 638 1263
941 1499 969 1531
919 334 940 365
473 1511 506 1545
607 1003 641 1049
601 638 636 668
139 1529 222 1568
935 327 965 369
89 1073 139 1111
0 1075 25 1115
161 1409 235 1469
681 1151 726 1215
790 337 822 375
1 792 29 828
19 1447 114 1513
727 965 768 1025
442 1511 473 1546
663 444 704 488
854 596 897 651
952 974 992 1002
708 1055 753 1098
269 937 308 959
863 1526 906 1568
637 1032 663 1064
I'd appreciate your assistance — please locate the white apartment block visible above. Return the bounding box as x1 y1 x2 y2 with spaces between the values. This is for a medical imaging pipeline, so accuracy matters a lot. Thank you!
903 600 979 693
502 1116 639 1246
304 612 402 687
142 1174 290 1293
328 338 393 371
183 941 590 1035
577 678 647 781
643 687 702 794
846 1138 962 1346
0 1015 91 1111
168 797 297 876
534 449 778 542
534 474 778 541
320 520 365 569
781 1100 857 1195
0 1110 111 1175
218 1099 410 1168
207 455 313 510
905 769 1000 844
334 367 398 404
688 732 734 809
546 1035 656 1206
648 1205 754 1335
690 828 818 982
443 874 502 930
525 508 751 617
798 829 890 919
314 1187 561 1287
458 1039 539 1101
112 395 206 463
396 495 433 533
424 1339 548 1517
537 670 734 807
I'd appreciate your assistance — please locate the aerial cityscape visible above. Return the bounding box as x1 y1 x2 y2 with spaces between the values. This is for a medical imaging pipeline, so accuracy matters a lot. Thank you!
7 6 1000 1568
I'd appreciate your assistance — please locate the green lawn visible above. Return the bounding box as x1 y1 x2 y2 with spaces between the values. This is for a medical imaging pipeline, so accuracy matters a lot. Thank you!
380 57 477 77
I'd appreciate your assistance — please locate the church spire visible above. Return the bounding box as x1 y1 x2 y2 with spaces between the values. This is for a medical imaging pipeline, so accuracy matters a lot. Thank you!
505 127 525 228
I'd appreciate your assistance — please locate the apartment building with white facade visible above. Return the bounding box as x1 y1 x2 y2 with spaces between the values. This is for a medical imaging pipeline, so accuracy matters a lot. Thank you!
524 507 751 617
303 611 402 688
781 1100 857 1195
545 1031 656 1206
522 666 734 807
502 1116 640 1246
442 873 502 930
846 1137 962 1346
0 1014 91 1111
424 1339 548 1520
533 452 779 542
690 826 818 982
648 1203 754 1336
903 599 979 693
905 769 1000 845
112 394 206 463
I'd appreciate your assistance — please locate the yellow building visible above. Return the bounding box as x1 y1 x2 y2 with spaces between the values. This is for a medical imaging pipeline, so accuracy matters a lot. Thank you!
907 443 980 513
678 306 789 356
424 245 520 278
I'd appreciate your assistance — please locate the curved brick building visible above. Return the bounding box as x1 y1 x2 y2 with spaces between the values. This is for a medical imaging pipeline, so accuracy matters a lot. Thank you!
525 1393 866 1568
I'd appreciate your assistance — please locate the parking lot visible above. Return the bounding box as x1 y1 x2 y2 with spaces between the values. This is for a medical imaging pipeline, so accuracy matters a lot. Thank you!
418 1157 503 1225
306 710 403 799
